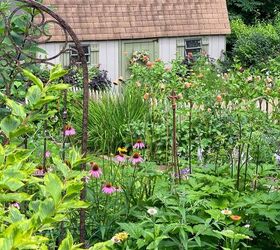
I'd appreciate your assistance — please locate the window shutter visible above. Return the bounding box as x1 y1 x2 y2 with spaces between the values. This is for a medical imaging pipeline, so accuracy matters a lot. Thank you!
176 38 185 58
90 43 99 66
201 37 209 54
60 44 70 67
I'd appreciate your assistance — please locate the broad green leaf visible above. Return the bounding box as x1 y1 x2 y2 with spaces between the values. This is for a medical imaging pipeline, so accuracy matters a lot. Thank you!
44 173 63 205
26 85 42 106
0 193 31 202
89 240 113 250
9 125 33 139
46 83 69 92
49 65 68 82
8 207 25 223
38 199 55 221
0 178 24 191
58 231 83 250
34 96 57 107
0 115 20 135
0 237 13 250
6 99 25 119
23 69 44 90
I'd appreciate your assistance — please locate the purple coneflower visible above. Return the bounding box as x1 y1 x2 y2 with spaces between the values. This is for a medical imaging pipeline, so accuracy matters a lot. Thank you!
64 125 76 136
102 183 116 194
175 167 190 179
45 151 51 158
34 166 45 177
115 153 125 163
89 162 102 178
11 202 20 209
133 139 145 149
130 152 143 165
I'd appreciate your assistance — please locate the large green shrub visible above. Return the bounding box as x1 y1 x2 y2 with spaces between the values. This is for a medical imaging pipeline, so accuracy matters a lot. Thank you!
228 19 280 67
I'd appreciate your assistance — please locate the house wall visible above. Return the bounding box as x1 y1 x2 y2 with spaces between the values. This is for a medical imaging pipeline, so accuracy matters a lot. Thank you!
208 35 226 60
39 43 64 65
99 41 118 81
41 35 226 82
159 38 177 63
159 35 226 63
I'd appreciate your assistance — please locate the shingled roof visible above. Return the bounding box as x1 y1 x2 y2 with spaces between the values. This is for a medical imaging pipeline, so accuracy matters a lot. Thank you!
43 0 230 42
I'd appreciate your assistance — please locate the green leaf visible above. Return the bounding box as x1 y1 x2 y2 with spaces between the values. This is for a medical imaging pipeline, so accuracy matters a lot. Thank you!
0 178 25 191
9 125 33 139
0 193 31 202
49 65 68 82
23 69 44 90
118 223 144 239
38 198 55 221
26 85 42 106
0 115 20 135
58 231 83 250
34 96 57 108
44 173 63 205
90 240 113 250
46 84 70 92
0 238 13 250
6 99 25 119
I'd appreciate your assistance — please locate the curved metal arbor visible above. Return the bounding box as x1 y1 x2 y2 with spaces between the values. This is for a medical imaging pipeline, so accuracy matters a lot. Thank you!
0 0 89 243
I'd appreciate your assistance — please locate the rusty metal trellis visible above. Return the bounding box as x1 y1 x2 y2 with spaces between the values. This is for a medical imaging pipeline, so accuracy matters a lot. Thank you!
0 0 89 244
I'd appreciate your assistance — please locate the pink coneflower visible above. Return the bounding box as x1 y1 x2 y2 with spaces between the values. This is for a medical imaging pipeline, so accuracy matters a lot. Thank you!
11 202 20 209
45 151 51 158
130 152 143 165
89 162 102 178
102 183 116 194
64 125 76 136
115 153 125 163
133 139 145 149
34 166 45 177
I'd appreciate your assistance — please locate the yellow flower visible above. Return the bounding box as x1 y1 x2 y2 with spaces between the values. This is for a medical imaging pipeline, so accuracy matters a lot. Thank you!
111 232 129 244
117 147 127 153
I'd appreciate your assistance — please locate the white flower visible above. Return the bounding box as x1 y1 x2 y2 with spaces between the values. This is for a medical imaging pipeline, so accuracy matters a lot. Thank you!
147 207 158 216
221 209 232 215
111 236 121 244
197 147 204 162
274 153 280 164
244 224 250 228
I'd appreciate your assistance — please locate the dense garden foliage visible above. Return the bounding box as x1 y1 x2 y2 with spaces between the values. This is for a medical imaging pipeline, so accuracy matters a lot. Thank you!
0 0 280 249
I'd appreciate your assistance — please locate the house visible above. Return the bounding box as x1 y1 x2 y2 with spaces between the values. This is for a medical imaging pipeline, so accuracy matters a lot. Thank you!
41 0 230 80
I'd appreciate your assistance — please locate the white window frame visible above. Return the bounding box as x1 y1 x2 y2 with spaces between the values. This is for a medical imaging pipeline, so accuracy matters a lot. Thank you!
184 38 202 58
69 44 90 64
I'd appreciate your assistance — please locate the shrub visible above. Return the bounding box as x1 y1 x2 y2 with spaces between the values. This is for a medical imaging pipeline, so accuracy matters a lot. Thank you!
227 19 280 67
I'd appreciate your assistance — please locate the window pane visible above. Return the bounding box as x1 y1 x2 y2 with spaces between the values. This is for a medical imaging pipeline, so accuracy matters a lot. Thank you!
186 48 201 54
185 39 201 48
70 45 90 64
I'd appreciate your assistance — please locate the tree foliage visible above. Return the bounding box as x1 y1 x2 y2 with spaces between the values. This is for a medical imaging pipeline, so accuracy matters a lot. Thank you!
227 0 280 24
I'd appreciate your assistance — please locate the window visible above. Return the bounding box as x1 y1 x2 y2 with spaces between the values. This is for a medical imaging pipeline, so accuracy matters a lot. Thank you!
184 39 201 59
70 45 90 64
